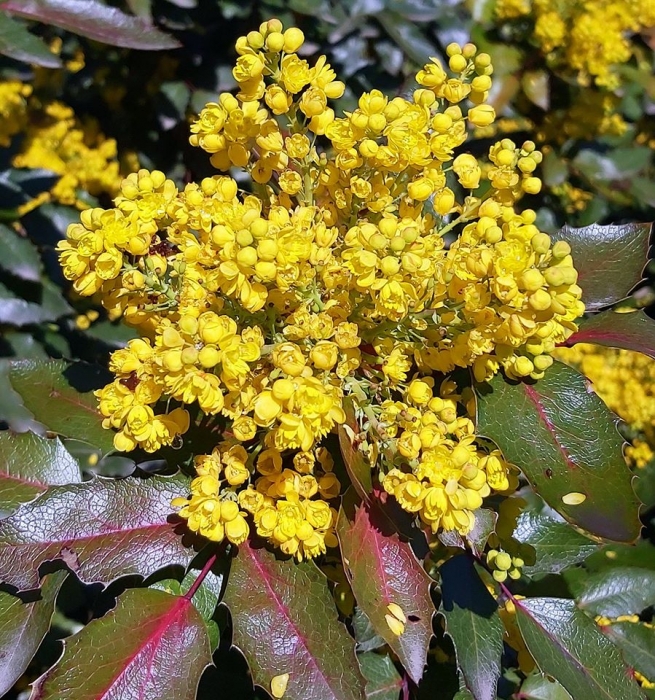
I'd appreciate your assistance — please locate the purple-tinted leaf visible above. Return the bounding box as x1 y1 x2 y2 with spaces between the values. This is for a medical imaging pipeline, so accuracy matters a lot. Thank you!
477 362 641 542
30 587 211 700
0 572 66 696
337 496 433 684
338 397 373 500
0 473 195 591
1 0 180 50
0 11 61 67
564 309 655 359
224 540 366 700
0 432 81 514
552 222 651 311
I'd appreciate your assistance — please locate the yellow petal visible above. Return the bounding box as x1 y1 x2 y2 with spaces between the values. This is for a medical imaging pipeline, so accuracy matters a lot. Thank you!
270 673 290 698
385 613 405 636
562 492 586 505
386 602 407 623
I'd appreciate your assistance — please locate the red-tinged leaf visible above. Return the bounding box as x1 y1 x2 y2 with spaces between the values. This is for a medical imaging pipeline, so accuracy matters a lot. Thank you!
0 359 115 455
564 309 655 359
477 362 641 542
0 572 66 696
0 431 81 514
224 540 366 700
552 222 651 311
0 473 195 591
0 11 61 67
337 496 433 684
1 0 180 50
514 597 643 700
30 587 211 700
338 397 373 500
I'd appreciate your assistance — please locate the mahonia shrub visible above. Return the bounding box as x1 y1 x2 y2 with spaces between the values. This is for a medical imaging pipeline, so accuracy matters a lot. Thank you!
0 15 654 700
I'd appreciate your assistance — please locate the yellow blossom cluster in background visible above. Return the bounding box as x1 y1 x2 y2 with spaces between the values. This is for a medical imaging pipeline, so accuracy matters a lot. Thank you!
0 78 126 210
554 342 655 468
495 0 655 88
58 19 585 559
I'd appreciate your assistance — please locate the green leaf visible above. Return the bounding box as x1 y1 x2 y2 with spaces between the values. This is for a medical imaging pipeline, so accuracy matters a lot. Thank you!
337 496 434 684
0 473 195 591
0 11 61 67
602 621 655 681
476 362 641 542
0 359 114 455
565 309 655 359
30 587 211 699
0 224 42 282
439 555 504 700
224 540 366 700
338 397 373 499
514 495 599 575
0 431 81 514
572 567 655 617
2 0 180 50
522 70 550 110
552 222 651 310
439 508 497 557
514 597 643 700
377 10 438 65
0 282 55 326
517 674 573 700
358 652 402 700
0 571 66 696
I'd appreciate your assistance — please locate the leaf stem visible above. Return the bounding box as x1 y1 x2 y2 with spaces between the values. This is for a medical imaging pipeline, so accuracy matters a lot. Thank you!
184 552 218 601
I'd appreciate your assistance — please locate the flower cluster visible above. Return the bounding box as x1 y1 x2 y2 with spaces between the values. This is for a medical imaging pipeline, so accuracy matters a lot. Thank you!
0 80 127 209
555 342 655 468
59 19 584 559
495 0 655 88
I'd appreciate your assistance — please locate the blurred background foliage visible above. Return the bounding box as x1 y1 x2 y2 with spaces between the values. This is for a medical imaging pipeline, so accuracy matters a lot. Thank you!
0 1 654 698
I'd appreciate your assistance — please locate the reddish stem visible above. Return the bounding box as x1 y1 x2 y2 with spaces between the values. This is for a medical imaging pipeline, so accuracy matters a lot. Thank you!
184 553 218 601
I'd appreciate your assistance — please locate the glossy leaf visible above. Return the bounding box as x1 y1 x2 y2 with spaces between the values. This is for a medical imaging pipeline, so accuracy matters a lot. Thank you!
0 359 114 454
601 621 655 681
0 473 194 591
0 282 55 326
337 496 434 684
0 224 42 282
2 0 180 50
517 674 572 700
338 397 373 499
564 309 655 359
0 11 61 67
439 508 497 557
440 555 503 700
477 362 641 542
514 496 599 575
224 540 366 700
358 652 403 700
552 222 651 310
572 567 655 617
0 431 81 514
0 571 66 696
514 597 643 700
30 587 211 699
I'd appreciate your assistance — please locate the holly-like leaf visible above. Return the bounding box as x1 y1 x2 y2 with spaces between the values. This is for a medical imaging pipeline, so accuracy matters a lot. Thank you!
476 362 641 542
439 555 504 700
572 567 655 617
439 508 497 557
337 496 434 684
552 222 651 310
514 597 643 700
517 674 572 700
338 397 373 500
0 224 42 282
358 652 403 700
0 571 66 696
0 473 194 591
601 621 655 681
0 359 114 455
0 11 61 67
30 587 211 700
224 540 366 700
564 309 655 359
0 431 82 514
1 0 180 50
514 496 599 575
0 282 55 326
